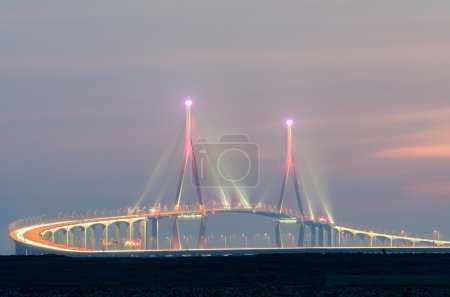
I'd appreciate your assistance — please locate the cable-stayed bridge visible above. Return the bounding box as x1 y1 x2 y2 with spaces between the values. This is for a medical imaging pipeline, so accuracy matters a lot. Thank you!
9 99 450 256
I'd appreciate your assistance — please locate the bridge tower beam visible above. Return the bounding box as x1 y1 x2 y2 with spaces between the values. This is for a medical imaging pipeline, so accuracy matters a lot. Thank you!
172 99 205 250
277 119 304 217
277 120 305 248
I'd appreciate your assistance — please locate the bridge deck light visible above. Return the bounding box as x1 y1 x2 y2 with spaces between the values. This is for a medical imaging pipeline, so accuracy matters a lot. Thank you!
185 98 193 106
286 119 293 126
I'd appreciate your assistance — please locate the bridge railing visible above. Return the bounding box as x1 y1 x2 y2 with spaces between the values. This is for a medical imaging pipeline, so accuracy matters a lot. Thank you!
9 203 444 244
8 208 129 233
8 202 281 233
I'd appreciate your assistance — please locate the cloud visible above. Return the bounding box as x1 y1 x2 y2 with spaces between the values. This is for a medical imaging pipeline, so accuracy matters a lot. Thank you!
374 146 450 159
370 108 450 124
365 108 450 160
2 43 450 72
406 182 450 199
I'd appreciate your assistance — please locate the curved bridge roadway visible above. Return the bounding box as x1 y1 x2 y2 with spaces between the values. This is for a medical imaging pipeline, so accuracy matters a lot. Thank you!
10 207 450 257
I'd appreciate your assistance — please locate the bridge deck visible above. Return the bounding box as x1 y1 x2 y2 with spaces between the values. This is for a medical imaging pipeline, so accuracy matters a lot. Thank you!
10 207 450 256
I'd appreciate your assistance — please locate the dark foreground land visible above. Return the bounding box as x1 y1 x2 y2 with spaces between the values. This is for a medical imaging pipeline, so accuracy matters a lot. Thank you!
2 253 450 296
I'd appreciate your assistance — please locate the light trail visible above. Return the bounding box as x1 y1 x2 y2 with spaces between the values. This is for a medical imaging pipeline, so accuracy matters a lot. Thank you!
10 206 450 255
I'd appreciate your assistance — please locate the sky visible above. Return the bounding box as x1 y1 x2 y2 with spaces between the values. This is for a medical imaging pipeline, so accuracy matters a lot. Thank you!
1 0 450 254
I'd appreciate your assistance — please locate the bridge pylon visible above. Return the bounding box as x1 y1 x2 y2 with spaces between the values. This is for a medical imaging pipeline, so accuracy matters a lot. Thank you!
276 119 305 248
172 99 206 250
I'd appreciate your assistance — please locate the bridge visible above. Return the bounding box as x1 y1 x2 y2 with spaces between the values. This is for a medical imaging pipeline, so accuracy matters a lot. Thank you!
9 99 450 256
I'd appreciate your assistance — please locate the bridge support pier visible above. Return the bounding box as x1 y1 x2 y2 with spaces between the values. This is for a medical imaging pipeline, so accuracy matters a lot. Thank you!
68 229 76 246
113 223 120 245
310 224 317 247
298 223 305 247
318 225 324 247
62 229 68 246
86 227 91 249
82 228 87 249
127 221 134 242
66 229 70 246
90 227 96 249
49 232 55 243
335 229 340 247
358 234 363 247
348 233 354 247
150 218 158 250
15 242 28 256
198 216 207 249
326 226 332 247
125 222 130 241
139 219 148 250
275 222 282 248
336 229 341 247
103 224 109 250
64 229 70 246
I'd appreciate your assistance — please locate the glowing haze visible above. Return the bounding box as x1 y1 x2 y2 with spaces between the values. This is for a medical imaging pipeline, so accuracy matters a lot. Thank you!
1 0 450 254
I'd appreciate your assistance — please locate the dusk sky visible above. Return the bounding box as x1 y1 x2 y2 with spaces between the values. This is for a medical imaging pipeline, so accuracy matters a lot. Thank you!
1 1 450 254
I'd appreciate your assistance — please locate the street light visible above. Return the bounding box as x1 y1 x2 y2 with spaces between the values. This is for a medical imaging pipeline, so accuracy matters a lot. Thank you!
264 233 271 247
183 235 190 250
221 234 227 248
208 234 214 248
399 230 407 247
165 236 172 250
242 234 248 248
288 232 294 247
433 229 440 241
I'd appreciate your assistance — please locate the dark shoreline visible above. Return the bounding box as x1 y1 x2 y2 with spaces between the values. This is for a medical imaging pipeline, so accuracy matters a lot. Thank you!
2 253 450 296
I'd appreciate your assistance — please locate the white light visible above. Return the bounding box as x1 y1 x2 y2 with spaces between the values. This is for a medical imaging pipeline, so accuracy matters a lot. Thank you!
185 98 193 106
286 119 293 126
